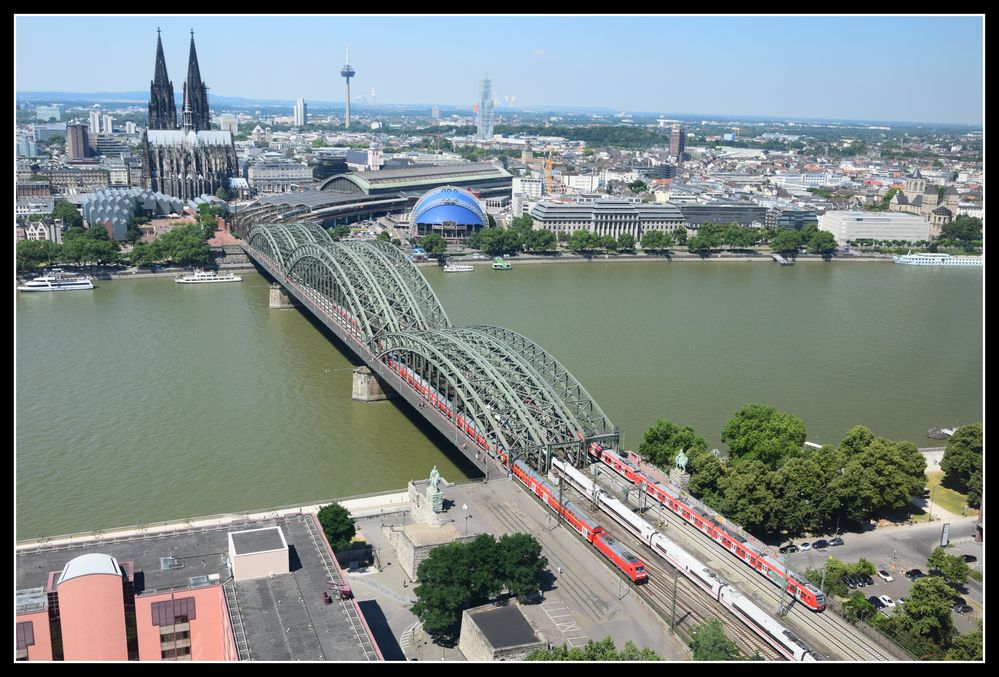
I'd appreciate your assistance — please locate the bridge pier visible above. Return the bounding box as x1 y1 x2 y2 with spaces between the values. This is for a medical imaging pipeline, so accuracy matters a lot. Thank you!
352 366 398 401
268 283 299 309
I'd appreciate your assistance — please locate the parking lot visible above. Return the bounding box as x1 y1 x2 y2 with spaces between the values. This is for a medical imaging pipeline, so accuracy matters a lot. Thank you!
781 520 983 633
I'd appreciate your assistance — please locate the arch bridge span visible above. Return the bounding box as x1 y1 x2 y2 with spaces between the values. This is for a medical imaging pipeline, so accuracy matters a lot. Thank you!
240 223 617 474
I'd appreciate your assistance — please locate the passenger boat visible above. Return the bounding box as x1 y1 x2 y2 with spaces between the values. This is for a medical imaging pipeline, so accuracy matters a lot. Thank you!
17 269 94 292
492 257 512 270
892 252 982 266
443 261 474 273
175 269 243 284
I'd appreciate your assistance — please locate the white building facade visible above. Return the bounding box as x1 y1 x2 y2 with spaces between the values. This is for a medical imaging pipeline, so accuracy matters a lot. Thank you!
819 211 931 245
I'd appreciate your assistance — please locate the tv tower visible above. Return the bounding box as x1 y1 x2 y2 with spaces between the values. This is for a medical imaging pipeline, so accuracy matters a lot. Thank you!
340 45 356 129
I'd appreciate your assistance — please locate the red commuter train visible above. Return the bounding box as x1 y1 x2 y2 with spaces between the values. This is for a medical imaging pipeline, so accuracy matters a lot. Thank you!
512 459 647 584
588 443 825 611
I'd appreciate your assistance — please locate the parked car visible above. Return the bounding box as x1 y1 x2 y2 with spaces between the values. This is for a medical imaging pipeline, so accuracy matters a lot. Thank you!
879 595 896 608
829 537 845 547
812 539 829 549
951 596 966 606
928 568 945 578
841 575 857 590
799 542 812 551
868 596 886 609
859 573 874 586
961 554 977 563
952 604 973 615
897 597 906 605
854 574 867 588
779 544 798 554
904 568 924 580
878 569 894 582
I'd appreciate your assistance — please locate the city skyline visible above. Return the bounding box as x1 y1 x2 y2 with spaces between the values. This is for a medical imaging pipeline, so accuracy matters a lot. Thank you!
16 15 984 126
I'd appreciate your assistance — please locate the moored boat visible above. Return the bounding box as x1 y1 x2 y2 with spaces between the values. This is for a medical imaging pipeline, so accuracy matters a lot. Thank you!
17 269 94 292
176 269 243 284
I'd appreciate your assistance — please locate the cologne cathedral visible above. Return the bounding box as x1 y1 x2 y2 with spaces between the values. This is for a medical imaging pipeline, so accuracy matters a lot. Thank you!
141 30 239 201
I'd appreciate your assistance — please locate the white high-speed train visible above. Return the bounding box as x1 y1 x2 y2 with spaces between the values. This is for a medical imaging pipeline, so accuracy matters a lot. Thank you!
550 457 820 662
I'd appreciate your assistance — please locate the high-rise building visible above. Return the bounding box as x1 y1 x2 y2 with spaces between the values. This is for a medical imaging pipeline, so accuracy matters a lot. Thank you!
102 114 113 134
89 110 101 136
148 28 177 131
294 97 307 127
125 121 137 135
476 77 494 141
16 135 38 158
340 46 355 129
66 123 91 160
670 125 686 161
431 106 440 120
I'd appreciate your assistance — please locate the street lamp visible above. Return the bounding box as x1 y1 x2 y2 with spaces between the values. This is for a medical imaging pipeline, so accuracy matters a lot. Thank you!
928 486 937 522
462 504 472 536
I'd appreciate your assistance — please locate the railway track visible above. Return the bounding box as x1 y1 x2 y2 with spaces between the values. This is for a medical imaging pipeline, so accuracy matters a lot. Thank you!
599 473 901 661
555 482 784 660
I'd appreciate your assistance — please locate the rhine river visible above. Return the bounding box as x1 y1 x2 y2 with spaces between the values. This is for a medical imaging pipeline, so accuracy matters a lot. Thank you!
15 262 983 538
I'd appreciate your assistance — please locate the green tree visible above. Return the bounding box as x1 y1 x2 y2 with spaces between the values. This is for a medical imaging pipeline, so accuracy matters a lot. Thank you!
688 618 741 660
637 419 707 468
526 637 659 661
686 447 726 510
673 228 687 246
600 234 618 252
940 423 982 507
329 225 351 241
496 533 548 597
317 503 356 552
884 576 955 657
376 231 391 242
640 230 673 253
617 233 636 252
419 233 448 258
16 239 59 269
927 547 970 585
214 186 230 201
770 456 832 536
843 590 875 623
939 216 981 242
770 228 802 253
569 229 598 252
628 180 648 194
720 403 807 468
807 230 839 255
947 620 983 661
839 436 926 521
411 534 501 638
719 460 776 534
311 137 328 148
53 200 83 229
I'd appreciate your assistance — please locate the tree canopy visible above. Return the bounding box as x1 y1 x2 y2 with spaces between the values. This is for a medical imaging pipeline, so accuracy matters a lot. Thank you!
940 423 982 507
526 637 659 661
411 533 547 639
927 547 971 586
317 502 356 552
771 228 803 253
640 229 673 253
637 419 707 468
720 403 807 468
688 618 742 660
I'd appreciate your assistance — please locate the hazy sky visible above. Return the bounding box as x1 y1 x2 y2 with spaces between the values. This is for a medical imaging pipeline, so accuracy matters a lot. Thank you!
15 15 984 124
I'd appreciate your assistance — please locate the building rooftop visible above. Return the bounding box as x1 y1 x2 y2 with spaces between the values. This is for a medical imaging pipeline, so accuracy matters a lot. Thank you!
57 552 122 584
16 515 376 661
230 527 286 555
467 604 540 649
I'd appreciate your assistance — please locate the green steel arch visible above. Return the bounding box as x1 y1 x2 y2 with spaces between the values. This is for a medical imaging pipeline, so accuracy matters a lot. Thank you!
371 326 616 463
247 222 332 270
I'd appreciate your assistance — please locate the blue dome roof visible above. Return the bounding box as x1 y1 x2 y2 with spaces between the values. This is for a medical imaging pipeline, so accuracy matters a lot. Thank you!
412 186 485 227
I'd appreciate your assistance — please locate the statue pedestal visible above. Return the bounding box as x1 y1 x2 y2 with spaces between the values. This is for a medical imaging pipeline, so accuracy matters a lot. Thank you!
669 468 690 492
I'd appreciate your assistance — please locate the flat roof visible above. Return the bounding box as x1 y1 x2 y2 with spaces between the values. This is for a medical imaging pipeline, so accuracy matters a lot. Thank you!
57 552 121 584
467 604 540 649
230 527 286 555
16 515 374 661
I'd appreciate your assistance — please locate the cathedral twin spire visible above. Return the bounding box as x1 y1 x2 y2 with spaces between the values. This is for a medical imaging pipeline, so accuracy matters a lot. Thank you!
148 29 210 132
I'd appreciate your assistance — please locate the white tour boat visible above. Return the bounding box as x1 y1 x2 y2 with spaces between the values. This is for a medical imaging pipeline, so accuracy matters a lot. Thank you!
17 269 94 292
176 269 243 284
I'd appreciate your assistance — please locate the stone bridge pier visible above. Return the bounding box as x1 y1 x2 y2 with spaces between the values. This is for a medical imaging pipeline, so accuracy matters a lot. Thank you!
268 283 299 309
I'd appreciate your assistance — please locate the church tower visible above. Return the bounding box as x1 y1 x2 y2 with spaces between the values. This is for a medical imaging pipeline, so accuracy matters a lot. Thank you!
182 30 212 131
148 28 177 130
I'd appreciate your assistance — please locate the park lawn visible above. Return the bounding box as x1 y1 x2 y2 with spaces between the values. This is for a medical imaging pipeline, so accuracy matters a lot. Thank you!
926 470 971 516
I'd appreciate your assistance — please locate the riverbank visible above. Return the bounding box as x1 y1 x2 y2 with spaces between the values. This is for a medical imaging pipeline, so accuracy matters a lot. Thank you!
415 252 894 267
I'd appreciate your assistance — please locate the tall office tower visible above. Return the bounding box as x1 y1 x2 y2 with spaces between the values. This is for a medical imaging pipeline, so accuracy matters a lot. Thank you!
294 97 307 127
670 125 686 161
182 30 212 131
89 110 101 136
340 46 355 129
148 28 177 130
66 123 90 159
102 114 113 134
218 114 239 134
125 121 137 134
431 105 440 120
476 77 494 141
